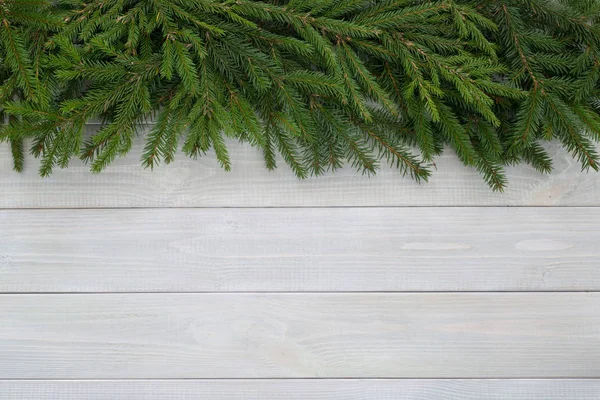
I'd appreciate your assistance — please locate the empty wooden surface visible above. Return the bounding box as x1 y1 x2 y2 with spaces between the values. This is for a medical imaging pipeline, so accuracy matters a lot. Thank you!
1 138 599 208
1 293 599 379
1 380 599 400
1 208 599 292
1 139 599 398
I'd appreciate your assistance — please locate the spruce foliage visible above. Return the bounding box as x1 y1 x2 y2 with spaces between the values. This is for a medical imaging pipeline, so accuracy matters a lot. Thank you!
1 0 599 190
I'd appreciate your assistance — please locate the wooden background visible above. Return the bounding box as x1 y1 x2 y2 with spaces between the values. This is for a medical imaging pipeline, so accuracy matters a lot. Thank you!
1 139 600 399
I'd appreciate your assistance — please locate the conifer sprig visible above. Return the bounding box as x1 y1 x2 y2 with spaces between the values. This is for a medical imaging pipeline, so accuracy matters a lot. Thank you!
1 0 599 191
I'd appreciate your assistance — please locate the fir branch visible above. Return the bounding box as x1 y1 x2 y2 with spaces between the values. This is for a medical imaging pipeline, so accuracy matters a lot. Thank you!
0 0 598 190
10 137 25 172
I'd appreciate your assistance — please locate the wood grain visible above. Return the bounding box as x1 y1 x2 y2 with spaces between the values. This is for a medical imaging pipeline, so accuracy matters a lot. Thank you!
1 208 599 292
1 379 599 399
1 293 598 378
1 132 599 207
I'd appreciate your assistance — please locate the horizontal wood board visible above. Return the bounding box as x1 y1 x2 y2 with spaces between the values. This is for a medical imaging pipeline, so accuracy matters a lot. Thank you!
1 379 600 399
1 207 598 292
1 135 599 207
1 293 598 379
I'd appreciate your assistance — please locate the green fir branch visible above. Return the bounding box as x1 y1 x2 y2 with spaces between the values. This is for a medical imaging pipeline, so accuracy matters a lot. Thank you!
0 0 598 191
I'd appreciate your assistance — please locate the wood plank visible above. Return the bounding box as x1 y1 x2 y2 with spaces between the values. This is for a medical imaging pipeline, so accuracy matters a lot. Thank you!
1 379 600 399
0 293 598 378
1 208 599 292
1 132 599 207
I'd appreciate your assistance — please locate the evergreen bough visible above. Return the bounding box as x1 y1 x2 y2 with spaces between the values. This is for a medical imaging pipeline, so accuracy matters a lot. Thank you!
1 0 599 191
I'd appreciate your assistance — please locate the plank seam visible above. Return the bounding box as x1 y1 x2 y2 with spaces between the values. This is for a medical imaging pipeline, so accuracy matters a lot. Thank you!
1 291 599 295
1 205 600 210
2 377 600 381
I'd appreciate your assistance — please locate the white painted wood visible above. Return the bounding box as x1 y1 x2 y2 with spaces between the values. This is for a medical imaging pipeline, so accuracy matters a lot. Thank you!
1 132 599 207
1 208 598 292
1 379 599 399
1 293 598 378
